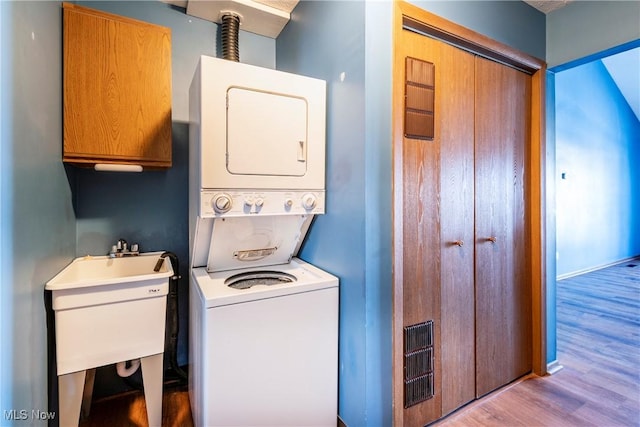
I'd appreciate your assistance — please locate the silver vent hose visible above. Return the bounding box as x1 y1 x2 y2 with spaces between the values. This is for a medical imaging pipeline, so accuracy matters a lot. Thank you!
221 13 240 62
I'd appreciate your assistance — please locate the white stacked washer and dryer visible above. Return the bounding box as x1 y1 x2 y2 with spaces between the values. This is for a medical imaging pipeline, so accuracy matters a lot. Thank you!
188 55 338 427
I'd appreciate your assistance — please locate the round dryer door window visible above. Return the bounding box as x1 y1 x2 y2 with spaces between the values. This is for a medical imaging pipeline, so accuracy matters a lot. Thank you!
225 271 297 290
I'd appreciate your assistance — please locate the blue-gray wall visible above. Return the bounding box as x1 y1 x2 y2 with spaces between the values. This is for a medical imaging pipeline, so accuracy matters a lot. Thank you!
555 59 640 277
277 2 392 424
71 0 276 397
70 0 274 262
545 0 640 367
276 0 368 422
0 0 278 416
1 0 544 424
547 1 640 67
545 72 558 367
7 0 636 424
279 1 544 425
363 2 394 423
0 1 76 422
409 0 545 59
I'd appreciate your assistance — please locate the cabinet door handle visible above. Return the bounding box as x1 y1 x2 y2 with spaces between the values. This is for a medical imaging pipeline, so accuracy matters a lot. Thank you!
452 240 464 247
487 236 497 243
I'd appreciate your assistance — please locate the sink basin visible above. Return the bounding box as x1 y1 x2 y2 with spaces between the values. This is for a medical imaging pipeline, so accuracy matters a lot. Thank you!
45 251 173 290
47 252 172 427
46 252 173 375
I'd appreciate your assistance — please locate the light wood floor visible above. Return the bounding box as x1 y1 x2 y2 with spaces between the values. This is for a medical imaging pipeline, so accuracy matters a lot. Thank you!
78 384 193 427
436 258 640 426
80 259 640 426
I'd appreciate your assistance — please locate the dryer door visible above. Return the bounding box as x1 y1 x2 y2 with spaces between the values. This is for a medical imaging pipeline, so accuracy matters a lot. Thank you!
227 88 308 177
194 56 326 191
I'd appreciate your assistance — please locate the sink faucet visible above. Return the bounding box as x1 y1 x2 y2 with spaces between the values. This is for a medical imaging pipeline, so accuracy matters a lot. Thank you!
109 239 140 258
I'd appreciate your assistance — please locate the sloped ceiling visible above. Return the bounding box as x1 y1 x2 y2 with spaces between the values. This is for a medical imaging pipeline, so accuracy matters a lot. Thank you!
602 47 640 121
525 1 638 123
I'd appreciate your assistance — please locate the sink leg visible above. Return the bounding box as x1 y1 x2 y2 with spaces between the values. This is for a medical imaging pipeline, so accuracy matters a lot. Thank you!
58 370 86 427
80 368 96 420
141 353 164 427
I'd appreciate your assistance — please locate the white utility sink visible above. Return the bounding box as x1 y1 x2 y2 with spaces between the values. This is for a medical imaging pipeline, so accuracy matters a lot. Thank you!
46 251 173 427
46 251 173 289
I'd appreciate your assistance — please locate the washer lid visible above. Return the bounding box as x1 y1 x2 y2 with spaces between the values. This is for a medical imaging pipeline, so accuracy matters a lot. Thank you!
196 215 314 273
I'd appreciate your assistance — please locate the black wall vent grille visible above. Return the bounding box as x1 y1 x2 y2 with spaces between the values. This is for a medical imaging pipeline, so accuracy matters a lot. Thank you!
403 321 434 408
405 374 434 408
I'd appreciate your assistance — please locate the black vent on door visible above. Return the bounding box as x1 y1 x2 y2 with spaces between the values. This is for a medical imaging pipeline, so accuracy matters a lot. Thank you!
404 321 434 407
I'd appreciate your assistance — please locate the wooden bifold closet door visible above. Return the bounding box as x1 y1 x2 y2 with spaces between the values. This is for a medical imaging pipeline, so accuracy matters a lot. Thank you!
474 56 532 399
397 20 532 427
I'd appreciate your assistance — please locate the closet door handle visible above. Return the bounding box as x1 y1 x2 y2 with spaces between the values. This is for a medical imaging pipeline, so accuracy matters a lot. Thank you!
486 236 497 243
452 240 464 247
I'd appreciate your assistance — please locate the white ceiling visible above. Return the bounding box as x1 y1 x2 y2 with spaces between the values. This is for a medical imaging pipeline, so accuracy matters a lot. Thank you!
523 0 575 14
161 0 298 13
162 0 298 37
252 0 298 13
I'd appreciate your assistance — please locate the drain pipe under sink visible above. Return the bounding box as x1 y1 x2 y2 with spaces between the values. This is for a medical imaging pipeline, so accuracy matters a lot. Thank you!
116 251 187 387
116 359 141 377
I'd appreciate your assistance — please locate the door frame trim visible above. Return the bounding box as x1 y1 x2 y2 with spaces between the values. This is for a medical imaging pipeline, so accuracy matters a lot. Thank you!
392 2 547 424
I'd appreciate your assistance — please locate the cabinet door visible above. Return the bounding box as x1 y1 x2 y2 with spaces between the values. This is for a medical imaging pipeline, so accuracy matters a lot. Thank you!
474 56 532 397
63 3 172 168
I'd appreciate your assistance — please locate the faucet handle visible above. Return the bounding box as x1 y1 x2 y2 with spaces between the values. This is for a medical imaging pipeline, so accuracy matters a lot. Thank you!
111 239 139 257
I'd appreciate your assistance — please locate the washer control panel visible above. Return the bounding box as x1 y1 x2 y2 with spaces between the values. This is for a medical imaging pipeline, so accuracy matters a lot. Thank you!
201 190 325 217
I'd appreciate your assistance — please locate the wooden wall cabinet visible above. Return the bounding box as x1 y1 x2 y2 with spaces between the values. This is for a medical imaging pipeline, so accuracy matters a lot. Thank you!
63 3 172 169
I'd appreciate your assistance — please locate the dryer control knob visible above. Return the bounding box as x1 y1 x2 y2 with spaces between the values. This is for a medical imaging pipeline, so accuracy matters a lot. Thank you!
302 193 317 210
244 196 254 207
255 198 264 208
213 194 233 213
285 198 293 209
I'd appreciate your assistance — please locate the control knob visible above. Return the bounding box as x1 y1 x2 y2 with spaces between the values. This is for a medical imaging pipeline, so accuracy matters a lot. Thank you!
284 198 294 209
212 194 233 213
301 193 317 210
255 197 264 208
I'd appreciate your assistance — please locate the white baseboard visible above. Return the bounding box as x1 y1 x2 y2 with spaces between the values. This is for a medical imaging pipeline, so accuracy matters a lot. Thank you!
546 360 563 375
556 255 640 281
